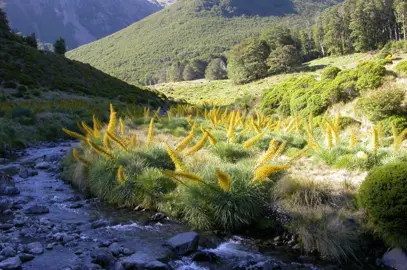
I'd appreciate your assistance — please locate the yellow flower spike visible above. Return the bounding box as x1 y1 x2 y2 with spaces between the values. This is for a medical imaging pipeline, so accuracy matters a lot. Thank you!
243 131 265 149
87 139 114 159
289 145 311 163
176 123 196 151
72 149 91 165
107 107 117 134
144 107 150 121
274 141 287 159
216 169 232 192
201 126 217 145
106 131 128 152
165 143 185 171
171 171 205 184
119 118 125 136
325 125 333 150
253 165 290 182
81 121 94 136
62 128 87 142
117 166 126 183
349 128 357 150
227 111 236 143
103 133 112 150
130 134 137 150
92 115 101 138
376 123 384 147
252 121 262 134
162 170 187 186
256 139 279 169
372 126 379 153
146 118 154 149
185 132 209 155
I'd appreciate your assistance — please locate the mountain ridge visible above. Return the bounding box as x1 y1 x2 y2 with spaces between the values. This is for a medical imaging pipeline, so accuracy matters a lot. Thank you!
3 0 166 49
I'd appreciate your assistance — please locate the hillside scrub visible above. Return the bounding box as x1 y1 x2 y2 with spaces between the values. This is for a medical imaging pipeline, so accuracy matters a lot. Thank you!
260 61 388 117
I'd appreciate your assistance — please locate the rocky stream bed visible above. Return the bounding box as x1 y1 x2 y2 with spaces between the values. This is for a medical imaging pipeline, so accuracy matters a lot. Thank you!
0 142 404 270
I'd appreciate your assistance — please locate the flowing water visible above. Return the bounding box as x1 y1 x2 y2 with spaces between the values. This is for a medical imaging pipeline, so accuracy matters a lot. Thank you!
0 142 341 270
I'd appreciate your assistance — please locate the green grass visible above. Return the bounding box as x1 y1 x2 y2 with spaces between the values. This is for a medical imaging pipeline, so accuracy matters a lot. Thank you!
67 0 342 85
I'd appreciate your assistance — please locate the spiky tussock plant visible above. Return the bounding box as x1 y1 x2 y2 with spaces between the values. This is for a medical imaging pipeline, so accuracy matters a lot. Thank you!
119 118 125 135
130 135 137 150
106 131 128 152
201 126 217 145
87 139 114 159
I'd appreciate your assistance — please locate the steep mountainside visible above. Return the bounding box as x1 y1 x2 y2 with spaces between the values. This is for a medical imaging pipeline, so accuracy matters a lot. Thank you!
3 0 166 49
67 0 343 85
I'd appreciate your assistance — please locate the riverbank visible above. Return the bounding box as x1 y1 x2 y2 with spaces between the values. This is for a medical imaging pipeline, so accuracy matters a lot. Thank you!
0 142 350 270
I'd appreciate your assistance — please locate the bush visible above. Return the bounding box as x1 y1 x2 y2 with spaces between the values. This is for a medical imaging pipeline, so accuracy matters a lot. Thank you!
267 45 301 74
17 85 28 94
4 81 17 89
11 107 32 119
357 87 405 121
358 162 407 249
321 66 341 80
380 115 407 135
395 60 407 77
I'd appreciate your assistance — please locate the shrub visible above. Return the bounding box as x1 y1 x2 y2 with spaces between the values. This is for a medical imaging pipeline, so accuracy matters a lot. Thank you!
380 115 407 135
211 142 251 163
376 59 392 66
321 66 341 80
17 85 28 94
358 162 407 249
11 107 32 119
267 45 301 74
4 81 17 89
394 60 407 77
357 87 405 121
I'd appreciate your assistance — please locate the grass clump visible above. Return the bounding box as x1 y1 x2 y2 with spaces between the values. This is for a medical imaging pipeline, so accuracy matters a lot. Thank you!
358 162 407 249
211 142 251 163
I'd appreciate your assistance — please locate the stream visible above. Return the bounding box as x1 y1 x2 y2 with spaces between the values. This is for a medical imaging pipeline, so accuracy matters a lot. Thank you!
0 142 338 270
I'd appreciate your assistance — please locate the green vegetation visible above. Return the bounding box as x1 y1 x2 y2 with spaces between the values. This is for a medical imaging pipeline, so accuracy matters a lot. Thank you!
67 0 342 85
53 38 67 56
358 162 407 249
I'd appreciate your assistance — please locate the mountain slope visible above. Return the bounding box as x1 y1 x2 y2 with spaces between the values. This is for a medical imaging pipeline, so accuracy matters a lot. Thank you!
3 0 166 49
67 0 343 85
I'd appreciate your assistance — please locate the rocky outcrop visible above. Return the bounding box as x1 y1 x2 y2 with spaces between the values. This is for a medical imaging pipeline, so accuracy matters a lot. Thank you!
165 232 199 255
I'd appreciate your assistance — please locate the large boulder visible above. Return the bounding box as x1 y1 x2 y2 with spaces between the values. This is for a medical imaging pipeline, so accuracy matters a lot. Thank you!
382 248 407 270
0 256 22 270
91 248 117 269
165 232 199 255
0 174 20 196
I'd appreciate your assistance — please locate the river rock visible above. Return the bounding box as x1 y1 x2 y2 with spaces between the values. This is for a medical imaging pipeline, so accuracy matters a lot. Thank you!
25 242 44 255
35 162 51 170
382 248 407 270
0 256 22 270
191 251 218 262
113 262 125 270
122 253 168 270
0 174 20 196
108 243 121 257
0 198 12 212
151 213 166 222
0 224 14 230
18 168 38 179
24 205 49 215
18 253 35 262
165 232 199 255
0 247 16 258
91 248 117 269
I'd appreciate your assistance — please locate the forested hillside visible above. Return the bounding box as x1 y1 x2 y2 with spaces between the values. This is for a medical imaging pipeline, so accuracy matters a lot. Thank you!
67 0 343 85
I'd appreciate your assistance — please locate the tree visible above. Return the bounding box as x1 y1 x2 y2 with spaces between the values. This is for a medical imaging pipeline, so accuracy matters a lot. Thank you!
24 33 38 49
205 58 227 80
227 38 270 84
182 64 196 81
267 45 301 74
396 1 407 40
260 26 295 51
167 62 184 82
54 38 67 56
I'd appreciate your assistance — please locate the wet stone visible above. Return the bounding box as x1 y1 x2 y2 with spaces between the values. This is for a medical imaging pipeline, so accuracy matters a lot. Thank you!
18 253 35 263
0 256 22 270
0 224 14 231
25 242 44 255
0 247 16 258
24 205 49 215
165 232 199 255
